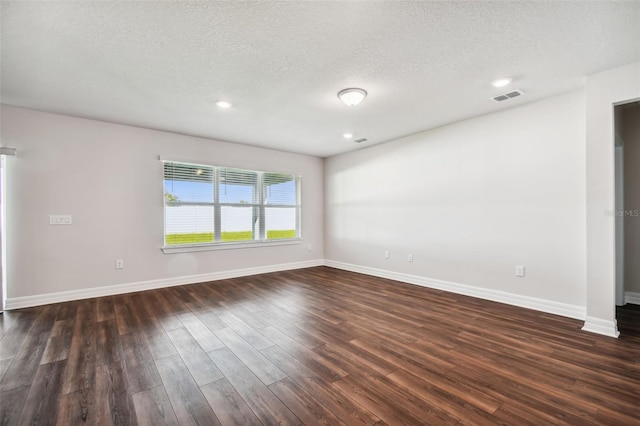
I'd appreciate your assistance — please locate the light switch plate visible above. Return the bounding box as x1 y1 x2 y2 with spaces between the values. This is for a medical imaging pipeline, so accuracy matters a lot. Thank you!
50 215 72 225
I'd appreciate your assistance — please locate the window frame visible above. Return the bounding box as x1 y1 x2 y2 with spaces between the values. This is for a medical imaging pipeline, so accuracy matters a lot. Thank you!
161 160 302 254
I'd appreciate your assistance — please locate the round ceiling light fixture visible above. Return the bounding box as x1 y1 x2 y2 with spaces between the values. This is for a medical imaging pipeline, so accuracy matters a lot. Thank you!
338 88 367 106
343 133 353 139
216 100 232 108
491 78 512 88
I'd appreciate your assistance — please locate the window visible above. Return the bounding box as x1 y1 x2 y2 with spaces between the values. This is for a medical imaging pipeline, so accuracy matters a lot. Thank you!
163 161 301 249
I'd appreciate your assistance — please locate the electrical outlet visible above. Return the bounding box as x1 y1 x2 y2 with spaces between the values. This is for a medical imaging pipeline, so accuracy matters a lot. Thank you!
384 250 390 259
515 265 525 277
408 254 413 262
115 259 124 269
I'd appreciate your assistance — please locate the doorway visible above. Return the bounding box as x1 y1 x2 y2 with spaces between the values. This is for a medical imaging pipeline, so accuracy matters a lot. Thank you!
0 155 5 313
614 100 640 333
0 156 3 312
0 148 16 313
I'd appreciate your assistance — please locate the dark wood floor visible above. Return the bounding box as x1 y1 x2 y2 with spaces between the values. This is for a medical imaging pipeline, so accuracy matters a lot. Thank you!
1 266 639 425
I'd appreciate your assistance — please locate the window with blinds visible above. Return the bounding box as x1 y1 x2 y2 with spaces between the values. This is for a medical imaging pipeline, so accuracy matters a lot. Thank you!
163 161 301 247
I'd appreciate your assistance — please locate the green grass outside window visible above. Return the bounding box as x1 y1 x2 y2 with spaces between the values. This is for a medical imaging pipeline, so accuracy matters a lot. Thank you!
165 229 296 245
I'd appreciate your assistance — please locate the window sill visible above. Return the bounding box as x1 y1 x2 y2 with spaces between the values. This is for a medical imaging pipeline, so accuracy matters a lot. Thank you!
162 238 302 254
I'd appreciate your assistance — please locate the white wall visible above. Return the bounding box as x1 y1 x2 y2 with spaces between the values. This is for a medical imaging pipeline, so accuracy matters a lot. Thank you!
0 106 324 303
584 61 640 337
325 91 587 312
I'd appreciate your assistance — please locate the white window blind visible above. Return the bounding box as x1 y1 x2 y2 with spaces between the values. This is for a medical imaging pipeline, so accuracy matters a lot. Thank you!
163 161 301 247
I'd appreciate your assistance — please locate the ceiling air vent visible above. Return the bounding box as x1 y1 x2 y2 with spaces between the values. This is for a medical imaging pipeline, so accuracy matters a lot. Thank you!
491 89 524 102
354 138 368 143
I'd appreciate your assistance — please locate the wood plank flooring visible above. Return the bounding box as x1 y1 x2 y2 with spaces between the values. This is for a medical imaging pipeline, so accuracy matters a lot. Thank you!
1 266 640 425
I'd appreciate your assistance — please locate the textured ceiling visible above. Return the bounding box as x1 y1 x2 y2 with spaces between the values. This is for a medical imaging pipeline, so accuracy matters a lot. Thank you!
2 1 639 157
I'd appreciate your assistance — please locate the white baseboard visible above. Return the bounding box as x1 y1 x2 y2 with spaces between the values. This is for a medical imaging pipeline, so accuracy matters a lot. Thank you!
4 259 324 310
624 291 640 305
582 316 620 338
324 260 586 320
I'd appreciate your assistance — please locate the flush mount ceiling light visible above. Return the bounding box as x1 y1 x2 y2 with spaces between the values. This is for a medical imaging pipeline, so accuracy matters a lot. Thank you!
338 88 367 106
343 133 353 139
216 100 232 108
491 78 512 88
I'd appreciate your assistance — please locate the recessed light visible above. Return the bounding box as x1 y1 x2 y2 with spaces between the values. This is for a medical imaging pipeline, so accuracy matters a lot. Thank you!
491 78 512 88
216 100 232 108
343 133 353 139
338 88 367 106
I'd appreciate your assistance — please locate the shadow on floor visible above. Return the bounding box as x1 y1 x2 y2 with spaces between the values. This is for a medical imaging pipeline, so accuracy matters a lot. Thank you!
617 303 640 342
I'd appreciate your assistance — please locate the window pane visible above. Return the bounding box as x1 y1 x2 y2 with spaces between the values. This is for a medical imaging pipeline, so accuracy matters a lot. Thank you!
221 206 258 241
265 207 297 239
219 168 258 204
164 163 214 203
165 205 215 245
264 174 296 205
